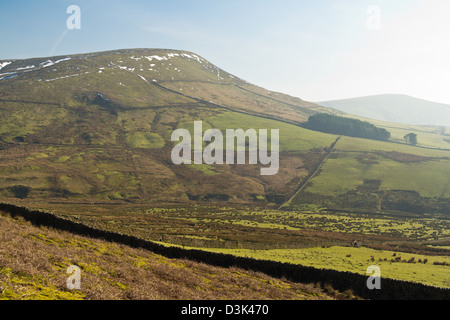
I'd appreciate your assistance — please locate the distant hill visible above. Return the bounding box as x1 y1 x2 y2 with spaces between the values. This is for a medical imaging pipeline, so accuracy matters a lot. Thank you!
319 94 450 127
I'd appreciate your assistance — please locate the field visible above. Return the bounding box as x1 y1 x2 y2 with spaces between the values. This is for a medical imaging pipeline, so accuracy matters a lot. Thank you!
303 149 450 198
288 134 450 214
198 246 450 289
18 203 447 247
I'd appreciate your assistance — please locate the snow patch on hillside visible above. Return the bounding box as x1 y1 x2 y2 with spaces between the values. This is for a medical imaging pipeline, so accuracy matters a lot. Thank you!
138 74 148 82
55 57 71 64
0 62 11 71
0 74 18 81
145 55 168 62
180 53 203 64
42 71 89 82
143 52 204 64
40 57 71 69
118 65 135 72
16 65 35 71
0 72 17 77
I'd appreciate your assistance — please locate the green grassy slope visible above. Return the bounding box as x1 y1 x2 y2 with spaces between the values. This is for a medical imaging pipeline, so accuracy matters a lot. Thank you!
289 135 450 214
199 246 450 289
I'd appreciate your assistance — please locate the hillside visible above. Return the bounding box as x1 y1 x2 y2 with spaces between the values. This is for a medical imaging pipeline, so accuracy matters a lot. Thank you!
0 48 330 125
319 94 450 128
0 49 338 206
0 209 333 300
1 49 450 214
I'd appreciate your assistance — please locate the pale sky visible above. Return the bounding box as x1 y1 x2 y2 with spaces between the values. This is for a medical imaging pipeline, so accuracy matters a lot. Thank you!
1 0 449 104
309 0 450 104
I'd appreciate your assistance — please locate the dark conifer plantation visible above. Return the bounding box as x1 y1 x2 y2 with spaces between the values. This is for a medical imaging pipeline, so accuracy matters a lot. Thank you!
303 113 391 141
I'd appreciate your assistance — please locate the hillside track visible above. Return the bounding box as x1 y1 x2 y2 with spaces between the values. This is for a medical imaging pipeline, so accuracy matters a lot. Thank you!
279 136 342 209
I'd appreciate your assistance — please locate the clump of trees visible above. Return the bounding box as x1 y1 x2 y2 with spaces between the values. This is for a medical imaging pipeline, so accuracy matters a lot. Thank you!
303 113 391 141
404 133 418 146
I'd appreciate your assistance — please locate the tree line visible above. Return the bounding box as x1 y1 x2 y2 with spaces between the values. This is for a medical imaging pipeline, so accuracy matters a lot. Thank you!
303 113 391 141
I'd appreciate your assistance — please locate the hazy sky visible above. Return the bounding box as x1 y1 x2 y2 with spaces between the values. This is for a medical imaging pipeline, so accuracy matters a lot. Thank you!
1 0 449 104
